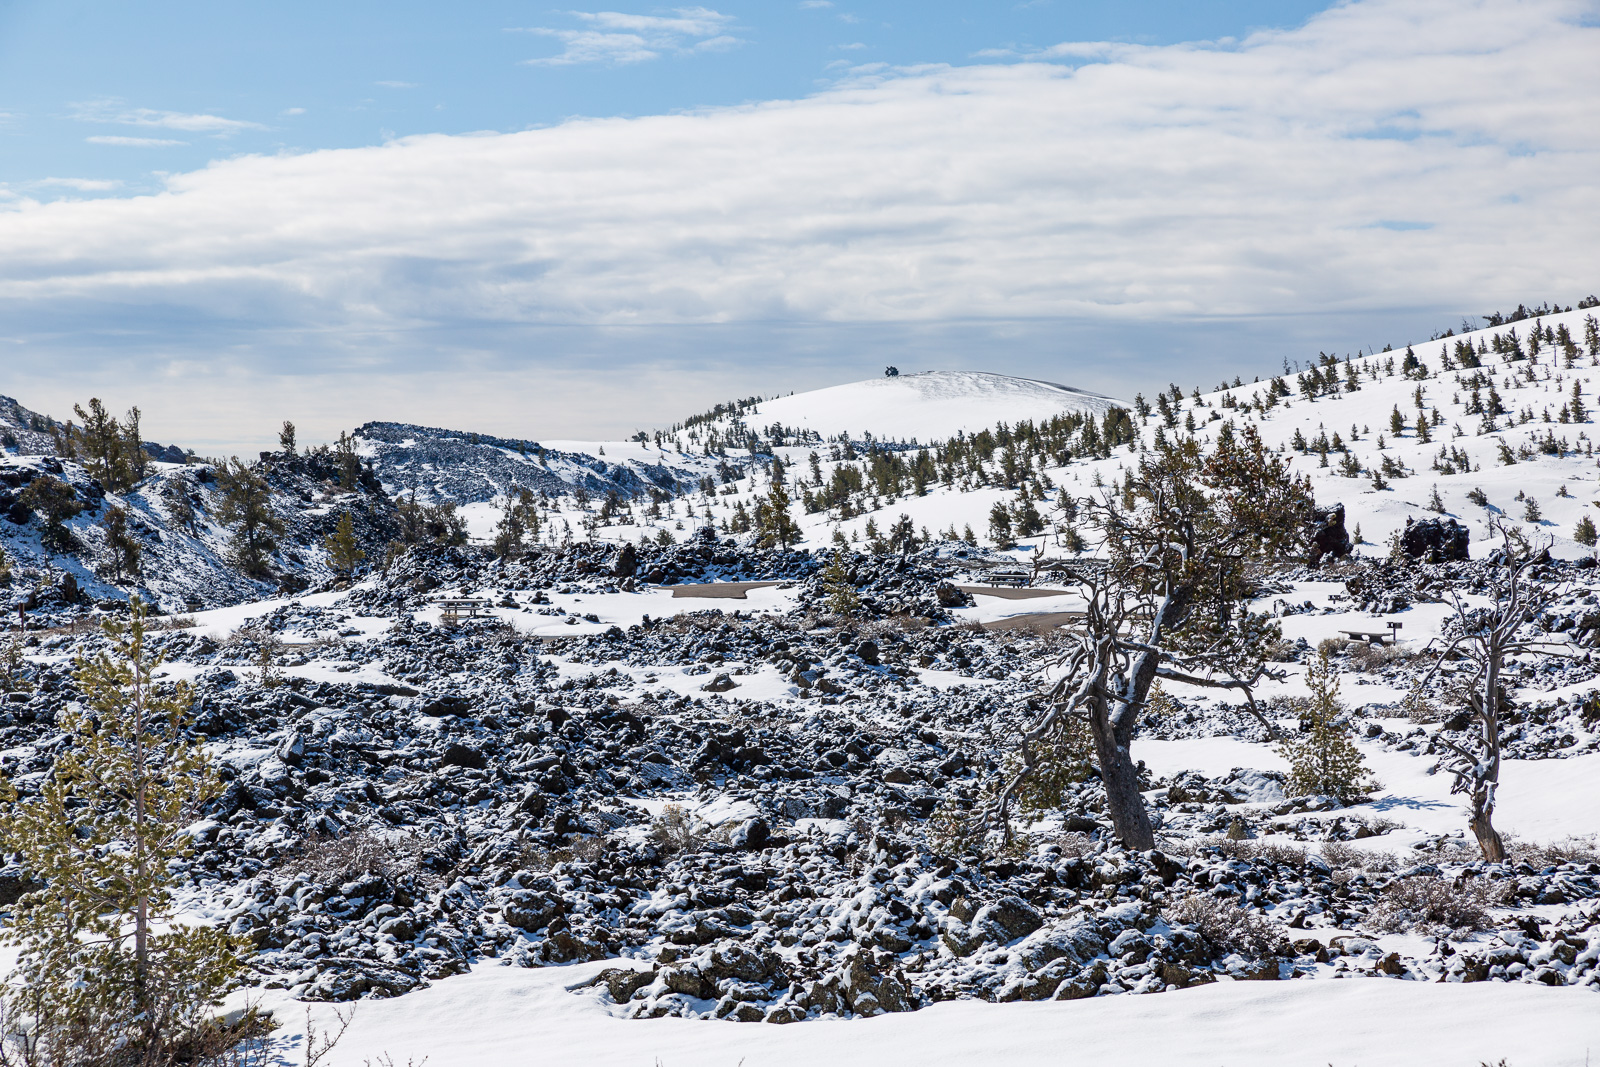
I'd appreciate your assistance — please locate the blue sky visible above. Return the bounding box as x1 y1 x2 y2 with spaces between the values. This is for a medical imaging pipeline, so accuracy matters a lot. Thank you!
0 0 1597 455
0 1 1332 195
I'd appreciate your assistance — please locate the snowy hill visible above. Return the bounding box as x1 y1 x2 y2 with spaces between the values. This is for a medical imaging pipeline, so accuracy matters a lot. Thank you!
664 306 1600 564
740 371 1120 444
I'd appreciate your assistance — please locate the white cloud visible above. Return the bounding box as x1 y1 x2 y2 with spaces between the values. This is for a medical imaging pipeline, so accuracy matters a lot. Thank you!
34 177 122 191
84 135 187 147
72 101 264 135
5 0 1600 444
837 42 867 50
799 1 833 7
375 81 418 89
283 108 307 116
515 7 742 65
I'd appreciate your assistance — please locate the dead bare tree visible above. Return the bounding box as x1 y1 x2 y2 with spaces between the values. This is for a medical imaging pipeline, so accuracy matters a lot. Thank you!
1416 524 1563 861
983 428 1312 849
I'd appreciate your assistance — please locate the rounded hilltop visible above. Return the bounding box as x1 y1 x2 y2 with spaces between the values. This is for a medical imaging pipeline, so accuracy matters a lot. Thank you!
747 370 1122 443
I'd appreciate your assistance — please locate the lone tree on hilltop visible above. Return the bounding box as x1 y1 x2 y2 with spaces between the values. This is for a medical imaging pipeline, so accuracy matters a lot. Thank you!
0 598 242 1063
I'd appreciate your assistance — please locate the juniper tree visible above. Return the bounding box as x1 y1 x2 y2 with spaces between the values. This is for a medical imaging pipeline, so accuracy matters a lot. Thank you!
278 420 297 456
215 458 283 577
0 598 241 1064
1276 649 1371 803
988 427 1310 849
1576 514 1598 547
322 510 366 578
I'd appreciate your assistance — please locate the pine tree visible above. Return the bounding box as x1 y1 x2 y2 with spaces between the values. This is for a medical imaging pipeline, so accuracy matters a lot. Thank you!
103 504 142 582
20 474 83 552
753 481 800 549
323 510 366 577
1575 514 1597 547
0 599 242 1062
988 502 1013 547
0 543 10 587
1276 650 1371 804
821 552 861 617
278 420 297 455
216 457 283 577
334 431 362 490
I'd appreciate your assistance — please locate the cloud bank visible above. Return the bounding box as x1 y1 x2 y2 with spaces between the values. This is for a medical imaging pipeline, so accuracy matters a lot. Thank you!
3 0 1598 449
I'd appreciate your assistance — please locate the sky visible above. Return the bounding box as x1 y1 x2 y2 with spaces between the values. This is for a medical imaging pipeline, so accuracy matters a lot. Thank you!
0 0 1597 455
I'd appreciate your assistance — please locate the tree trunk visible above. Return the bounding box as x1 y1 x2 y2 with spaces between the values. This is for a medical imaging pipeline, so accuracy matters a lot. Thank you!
1089 702 1155 850
1470 804 1506 862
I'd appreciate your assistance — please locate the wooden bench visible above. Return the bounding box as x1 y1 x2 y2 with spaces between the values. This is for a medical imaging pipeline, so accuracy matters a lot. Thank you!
1341 622 1402 645
435 598 492 625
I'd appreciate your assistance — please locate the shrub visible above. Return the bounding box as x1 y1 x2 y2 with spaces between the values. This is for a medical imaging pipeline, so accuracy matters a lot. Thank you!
1366 875 1501 934
1166 895 1289 957
281 829 434 886
648 803 706 856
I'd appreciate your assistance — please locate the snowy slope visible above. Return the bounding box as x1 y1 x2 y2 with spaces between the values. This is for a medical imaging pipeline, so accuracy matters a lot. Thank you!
670 308 1600 564
743 371 1121 444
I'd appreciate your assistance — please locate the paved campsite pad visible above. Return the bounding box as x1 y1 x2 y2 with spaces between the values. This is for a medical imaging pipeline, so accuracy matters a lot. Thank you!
958 585 1076 600
671 581 783 599
981 611 1084 632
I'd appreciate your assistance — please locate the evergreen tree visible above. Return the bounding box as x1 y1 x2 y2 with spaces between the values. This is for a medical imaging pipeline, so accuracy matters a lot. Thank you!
323 510 366 578
0 543 10 587
161 478 197 533
1574 514 1597 547
987 502 1013 547
1276 649 1371 804
20 475 83 552
334 431 362 490
0 599 242 1063
103 504 142 582
821 552 861 617
278 420 297 455
216 458 283 577
753 481 800 549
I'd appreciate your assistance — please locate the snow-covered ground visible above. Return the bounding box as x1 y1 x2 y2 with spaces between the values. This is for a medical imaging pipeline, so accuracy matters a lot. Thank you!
252 960 1597 1067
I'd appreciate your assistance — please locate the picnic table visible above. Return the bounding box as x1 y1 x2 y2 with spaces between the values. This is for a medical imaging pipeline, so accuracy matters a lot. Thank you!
982 571 1031 588
1340 621 1403 645
434 598 492 625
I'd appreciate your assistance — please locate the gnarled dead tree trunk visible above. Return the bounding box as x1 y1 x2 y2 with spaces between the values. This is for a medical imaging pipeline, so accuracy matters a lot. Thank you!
1419 524 1562 862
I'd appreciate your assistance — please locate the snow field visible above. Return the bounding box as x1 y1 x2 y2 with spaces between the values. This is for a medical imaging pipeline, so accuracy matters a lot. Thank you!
248 959 1599 1067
